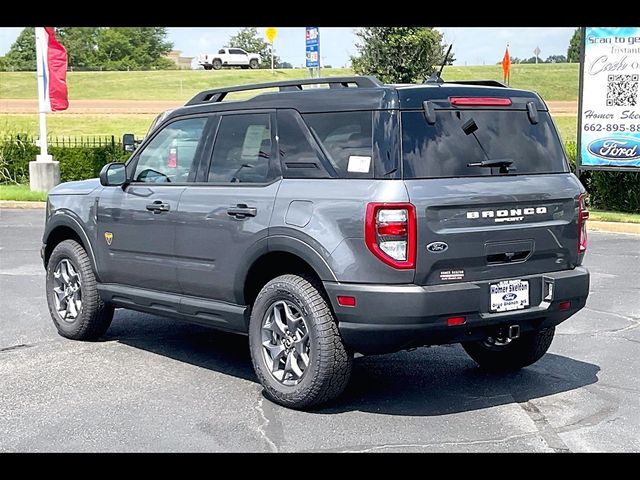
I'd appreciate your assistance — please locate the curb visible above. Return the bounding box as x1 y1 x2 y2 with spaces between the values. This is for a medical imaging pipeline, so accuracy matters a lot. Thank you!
588 220 640 235
0 200 46 209
1 201 639 234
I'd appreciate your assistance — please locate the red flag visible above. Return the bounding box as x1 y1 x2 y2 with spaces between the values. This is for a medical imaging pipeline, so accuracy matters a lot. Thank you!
43 27 69 111
501 45 511 84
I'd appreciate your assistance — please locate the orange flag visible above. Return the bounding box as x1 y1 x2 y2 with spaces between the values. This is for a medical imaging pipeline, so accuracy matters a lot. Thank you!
502 45 511 84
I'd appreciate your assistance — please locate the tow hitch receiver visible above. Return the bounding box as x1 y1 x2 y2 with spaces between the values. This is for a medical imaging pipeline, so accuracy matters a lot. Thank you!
508 325 521 340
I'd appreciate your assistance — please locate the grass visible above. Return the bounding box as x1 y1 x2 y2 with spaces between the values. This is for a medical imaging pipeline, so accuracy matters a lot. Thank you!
0 184 47 201
553 116 577 143
0 114 155 137
0 64 579 102
590 209 640 224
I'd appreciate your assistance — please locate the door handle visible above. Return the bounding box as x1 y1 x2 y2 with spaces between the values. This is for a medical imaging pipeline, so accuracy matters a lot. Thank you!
227 204 257 219
146 200 170 213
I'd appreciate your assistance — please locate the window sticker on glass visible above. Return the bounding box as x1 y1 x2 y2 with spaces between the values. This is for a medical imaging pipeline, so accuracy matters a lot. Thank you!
242 125 268 158
347 155 371 173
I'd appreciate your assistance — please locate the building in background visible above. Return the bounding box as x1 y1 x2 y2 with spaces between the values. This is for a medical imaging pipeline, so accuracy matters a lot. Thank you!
165 50 194 70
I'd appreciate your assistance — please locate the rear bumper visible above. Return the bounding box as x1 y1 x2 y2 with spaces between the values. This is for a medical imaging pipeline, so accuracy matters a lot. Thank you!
324 267 589 354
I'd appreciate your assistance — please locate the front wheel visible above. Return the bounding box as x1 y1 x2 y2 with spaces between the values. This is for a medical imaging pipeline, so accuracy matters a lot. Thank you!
45 240 114 341
249 274 352 409
462 327 555 372
212 59 222 70
249 59 259 69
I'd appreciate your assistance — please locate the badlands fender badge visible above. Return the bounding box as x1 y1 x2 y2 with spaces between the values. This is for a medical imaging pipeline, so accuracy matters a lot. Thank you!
104 232 113 246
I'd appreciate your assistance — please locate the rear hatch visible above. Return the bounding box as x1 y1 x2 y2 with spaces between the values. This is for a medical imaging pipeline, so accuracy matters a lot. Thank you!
399 85 583 286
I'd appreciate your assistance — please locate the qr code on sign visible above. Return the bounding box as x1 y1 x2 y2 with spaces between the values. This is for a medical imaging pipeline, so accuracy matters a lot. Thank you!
606 74 638 106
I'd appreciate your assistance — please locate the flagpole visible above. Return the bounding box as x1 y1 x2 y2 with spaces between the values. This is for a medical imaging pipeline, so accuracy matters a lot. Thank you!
35 27 50 161
30 27 59 192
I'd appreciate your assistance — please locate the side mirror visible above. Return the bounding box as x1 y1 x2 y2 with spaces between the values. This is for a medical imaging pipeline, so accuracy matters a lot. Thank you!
122 133 136 152
99 162 128 186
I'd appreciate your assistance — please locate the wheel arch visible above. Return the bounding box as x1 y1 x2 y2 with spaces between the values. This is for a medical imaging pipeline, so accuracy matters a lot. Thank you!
44 215 99 280
239 236 337 308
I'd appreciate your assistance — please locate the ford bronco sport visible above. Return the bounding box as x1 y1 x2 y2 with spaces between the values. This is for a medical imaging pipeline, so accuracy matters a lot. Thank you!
42 76 590 409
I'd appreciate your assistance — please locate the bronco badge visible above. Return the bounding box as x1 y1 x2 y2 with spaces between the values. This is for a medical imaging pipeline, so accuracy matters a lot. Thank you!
104 232 113 246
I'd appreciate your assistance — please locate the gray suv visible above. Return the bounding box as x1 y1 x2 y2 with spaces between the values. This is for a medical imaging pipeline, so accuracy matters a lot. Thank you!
42 76 590 409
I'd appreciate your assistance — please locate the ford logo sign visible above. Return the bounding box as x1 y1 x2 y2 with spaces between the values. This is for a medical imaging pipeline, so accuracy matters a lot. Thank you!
587 137 640 161
502 293 517 301
426 241 448 253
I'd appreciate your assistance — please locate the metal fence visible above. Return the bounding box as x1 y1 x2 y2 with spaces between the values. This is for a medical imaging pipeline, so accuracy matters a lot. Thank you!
2 135 122 148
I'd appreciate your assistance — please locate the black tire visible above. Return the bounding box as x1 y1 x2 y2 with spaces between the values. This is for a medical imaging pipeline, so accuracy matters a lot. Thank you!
249 274 352 409
45 239 114 341
249 59 259 69
462 327 555 372
212 59 222 70
203 65 212 71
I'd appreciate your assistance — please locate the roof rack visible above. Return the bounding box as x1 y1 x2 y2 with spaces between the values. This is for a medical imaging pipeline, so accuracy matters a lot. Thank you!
186 76 384 106
444 80 507 88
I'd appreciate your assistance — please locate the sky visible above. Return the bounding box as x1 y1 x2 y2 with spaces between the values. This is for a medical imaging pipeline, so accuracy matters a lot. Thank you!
0 27 576 67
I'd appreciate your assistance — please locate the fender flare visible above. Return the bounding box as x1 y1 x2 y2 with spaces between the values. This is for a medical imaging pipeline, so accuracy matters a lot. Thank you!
43 211 100 281
233 234 338 304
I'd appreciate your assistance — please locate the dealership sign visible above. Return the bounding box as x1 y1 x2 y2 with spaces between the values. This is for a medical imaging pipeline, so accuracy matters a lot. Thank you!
578 27 640 170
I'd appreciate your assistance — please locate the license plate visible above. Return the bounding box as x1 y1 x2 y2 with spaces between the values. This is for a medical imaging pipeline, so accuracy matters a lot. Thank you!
489 280 529 313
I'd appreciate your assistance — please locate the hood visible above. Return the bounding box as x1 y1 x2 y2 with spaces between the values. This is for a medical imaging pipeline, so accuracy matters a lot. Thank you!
48 178 101 195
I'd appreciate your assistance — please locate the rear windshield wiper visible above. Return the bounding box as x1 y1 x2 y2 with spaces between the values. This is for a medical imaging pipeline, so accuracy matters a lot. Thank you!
467 159 513 168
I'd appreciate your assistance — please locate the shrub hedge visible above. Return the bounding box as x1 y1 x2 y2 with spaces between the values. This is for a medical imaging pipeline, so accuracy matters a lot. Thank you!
0 135 131 184
1 136 639 213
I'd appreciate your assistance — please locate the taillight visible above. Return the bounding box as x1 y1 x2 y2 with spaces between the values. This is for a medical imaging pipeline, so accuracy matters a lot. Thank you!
365 203 416 269
578 193 589 254
449 97 512 107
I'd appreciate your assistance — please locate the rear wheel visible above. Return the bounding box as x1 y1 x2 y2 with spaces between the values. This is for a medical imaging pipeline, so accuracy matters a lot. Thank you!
462 327 555 372
203 65 212 71
45 240 113 341
212 59 222 70
249 274 352 409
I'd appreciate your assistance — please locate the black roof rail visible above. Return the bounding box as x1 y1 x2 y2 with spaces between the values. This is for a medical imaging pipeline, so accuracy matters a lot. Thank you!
186 76 384 106
444 80 507 88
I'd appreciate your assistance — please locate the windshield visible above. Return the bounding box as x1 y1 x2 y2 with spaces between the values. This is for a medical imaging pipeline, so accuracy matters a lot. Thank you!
401 110 568 178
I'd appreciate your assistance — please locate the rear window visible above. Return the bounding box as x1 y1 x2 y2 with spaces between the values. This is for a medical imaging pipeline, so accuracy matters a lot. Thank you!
402 110 567 178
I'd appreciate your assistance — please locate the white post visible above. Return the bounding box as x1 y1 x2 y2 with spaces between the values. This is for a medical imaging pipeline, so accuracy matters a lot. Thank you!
271 41 274 72
30 27 60 192
35 27 51 162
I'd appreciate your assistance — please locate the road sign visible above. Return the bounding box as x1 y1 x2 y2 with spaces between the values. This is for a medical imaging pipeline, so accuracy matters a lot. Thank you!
265 27 277 44
533 46 541 57
306 27 320 68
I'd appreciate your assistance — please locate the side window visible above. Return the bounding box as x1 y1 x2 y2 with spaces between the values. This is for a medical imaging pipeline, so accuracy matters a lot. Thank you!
230 49 245 55
133 117 207 183
302 111 373 178
277 110 332 178
218 49 225 54
208 113 277 183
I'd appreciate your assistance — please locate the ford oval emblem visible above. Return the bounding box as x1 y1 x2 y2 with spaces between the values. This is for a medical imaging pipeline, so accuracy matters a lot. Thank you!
587 137 640 161
502 293 517 301
426 241 448 253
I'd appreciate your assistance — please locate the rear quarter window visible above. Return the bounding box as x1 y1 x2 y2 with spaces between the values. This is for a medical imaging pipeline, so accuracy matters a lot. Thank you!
302 111 374 178
402 110 568 178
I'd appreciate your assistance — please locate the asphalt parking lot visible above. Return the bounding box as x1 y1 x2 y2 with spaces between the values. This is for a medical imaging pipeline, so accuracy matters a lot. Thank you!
1 208 639 452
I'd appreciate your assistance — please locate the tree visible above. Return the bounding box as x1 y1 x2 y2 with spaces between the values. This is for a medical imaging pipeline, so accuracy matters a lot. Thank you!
3 27 174 71
95 27 174 70
545 54 567 63
4 27 36 71
226 27 280 68
56 27 99 70
350 27 451 83
568 28 582 63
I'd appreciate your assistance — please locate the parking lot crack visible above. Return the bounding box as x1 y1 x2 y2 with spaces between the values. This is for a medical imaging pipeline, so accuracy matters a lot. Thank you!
517 401 571 453
255 396 278 453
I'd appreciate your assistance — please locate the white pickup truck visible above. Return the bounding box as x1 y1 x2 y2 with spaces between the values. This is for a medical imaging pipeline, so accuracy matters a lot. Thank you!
198 48 261 70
